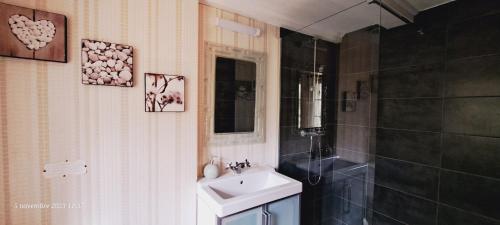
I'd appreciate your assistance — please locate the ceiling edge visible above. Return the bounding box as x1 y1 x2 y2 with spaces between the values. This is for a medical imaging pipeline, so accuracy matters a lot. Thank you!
382 0 418 22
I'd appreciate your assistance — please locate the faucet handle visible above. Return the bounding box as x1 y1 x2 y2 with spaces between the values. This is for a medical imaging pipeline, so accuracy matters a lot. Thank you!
245 159 251 168
225 162 234 170
235 161 245 169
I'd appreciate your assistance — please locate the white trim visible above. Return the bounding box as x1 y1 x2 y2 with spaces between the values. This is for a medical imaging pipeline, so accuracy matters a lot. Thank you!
204 42 267 146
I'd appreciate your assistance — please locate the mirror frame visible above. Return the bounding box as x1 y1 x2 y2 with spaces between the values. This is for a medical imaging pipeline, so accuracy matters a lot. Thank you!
205 42 266 145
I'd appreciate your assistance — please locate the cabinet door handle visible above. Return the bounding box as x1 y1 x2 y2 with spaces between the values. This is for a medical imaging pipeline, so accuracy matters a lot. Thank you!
346 183 352 214
262 210 269 225
268 212 273 225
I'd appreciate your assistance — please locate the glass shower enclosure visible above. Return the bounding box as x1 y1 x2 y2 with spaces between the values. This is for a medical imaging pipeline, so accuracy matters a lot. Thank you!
278 1 387 225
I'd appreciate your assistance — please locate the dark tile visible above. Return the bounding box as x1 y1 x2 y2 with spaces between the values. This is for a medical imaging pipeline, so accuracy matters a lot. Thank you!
380 25 446 69
342 26 380 51
337 72 372 127
336 125 371 154
447 13 500 60
373 185 437 225
442 134 500 179
439 170 500 220
415 2 451 30
278 152 309 181
438 205 500 225
324 100 338 125
322 124 337 153
280 67 300 98
372 212 406 225
375 157 439 200
336 147 373 165
281 33 315 70
280 98 299 127
339 43 379 74
279 126 311 155
378 99 442 132
443 97 500 137
376 129 441 166
449 0 500 23
445 55 500 97
378 64 443 99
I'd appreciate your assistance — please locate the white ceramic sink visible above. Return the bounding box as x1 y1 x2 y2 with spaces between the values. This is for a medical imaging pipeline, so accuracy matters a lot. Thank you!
197 166 302 217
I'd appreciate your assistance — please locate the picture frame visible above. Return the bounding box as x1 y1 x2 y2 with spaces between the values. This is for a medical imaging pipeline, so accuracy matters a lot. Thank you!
144 73 185 112
0 2 67 63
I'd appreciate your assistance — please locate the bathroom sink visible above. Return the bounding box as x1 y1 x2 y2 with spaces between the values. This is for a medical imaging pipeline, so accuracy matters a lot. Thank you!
197 166 302 217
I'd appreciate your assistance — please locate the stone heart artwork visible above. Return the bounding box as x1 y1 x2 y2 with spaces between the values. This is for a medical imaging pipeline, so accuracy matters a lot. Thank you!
81 39 134 87
8 14 56 50
0 3 67 62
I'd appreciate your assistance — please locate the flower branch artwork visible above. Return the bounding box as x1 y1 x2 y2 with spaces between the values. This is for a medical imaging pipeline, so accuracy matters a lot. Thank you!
145 73 185 112
0 2 67 62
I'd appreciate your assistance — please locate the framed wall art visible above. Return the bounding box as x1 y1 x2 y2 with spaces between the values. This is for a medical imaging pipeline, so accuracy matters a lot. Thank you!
81 39 134 87
145 73 185 112
0 2 67 62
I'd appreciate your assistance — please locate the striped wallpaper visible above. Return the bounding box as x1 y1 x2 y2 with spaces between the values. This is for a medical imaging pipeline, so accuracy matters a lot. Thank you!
0 0 198 225
197 4 281 176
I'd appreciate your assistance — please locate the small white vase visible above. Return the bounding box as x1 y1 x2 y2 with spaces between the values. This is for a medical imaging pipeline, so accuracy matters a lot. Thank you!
203 160 219 179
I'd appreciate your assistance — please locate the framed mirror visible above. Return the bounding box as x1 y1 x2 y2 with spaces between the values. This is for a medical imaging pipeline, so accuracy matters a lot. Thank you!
298 69 323 129
205 42 266 145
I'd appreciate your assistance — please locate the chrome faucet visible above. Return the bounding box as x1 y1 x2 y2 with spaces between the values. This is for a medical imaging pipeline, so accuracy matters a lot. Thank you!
225 159 251 174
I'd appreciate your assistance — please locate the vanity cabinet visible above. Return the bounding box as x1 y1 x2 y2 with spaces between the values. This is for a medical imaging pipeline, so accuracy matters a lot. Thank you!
266 194 300 225
219 207 264 225
218 195 300 225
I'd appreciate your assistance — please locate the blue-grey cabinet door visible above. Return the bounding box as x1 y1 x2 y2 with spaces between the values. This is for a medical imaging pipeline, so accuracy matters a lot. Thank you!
219 207 264 225
266 195 300 225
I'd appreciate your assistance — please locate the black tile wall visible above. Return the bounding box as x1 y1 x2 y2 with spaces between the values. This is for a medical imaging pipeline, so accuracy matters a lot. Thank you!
280 126 312 155
336 125 371 153
445 55 500 97
280 68 300 98
379 25 446 70
437 205 500 225
279 98 299 127
377 99 442 131
443 97 500 137
374 1 500 224
442 134 500 179
372 212 406 225
447 13 500 59
448 0 500 23
378 64 444 99
373 185 437 225
439 170 500 220
375 157 440 200
278 30 339 181
376 129 441 166
280 1 500 225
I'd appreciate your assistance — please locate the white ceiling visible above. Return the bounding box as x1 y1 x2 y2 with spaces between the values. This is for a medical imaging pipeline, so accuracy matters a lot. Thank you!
201 0 454 42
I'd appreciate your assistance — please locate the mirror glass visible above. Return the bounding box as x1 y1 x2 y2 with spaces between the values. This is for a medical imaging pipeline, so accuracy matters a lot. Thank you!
298 69 323 128
214 57 256 133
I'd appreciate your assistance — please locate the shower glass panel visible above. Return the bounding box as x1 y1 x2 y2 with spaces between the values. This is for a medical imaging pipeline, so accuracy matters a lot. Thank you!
279 1 384 225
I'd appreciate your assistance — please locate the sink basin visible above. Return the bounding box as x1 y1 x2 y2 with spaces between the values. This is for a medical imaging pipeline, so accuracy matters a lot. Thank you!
197 166 302 217
208 169 290 199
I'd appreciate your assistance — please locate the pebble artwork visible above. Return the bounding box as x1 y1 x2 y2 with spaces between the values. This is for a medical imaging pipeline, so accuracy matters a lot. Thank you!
8 14 56 50
81 39 134 87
